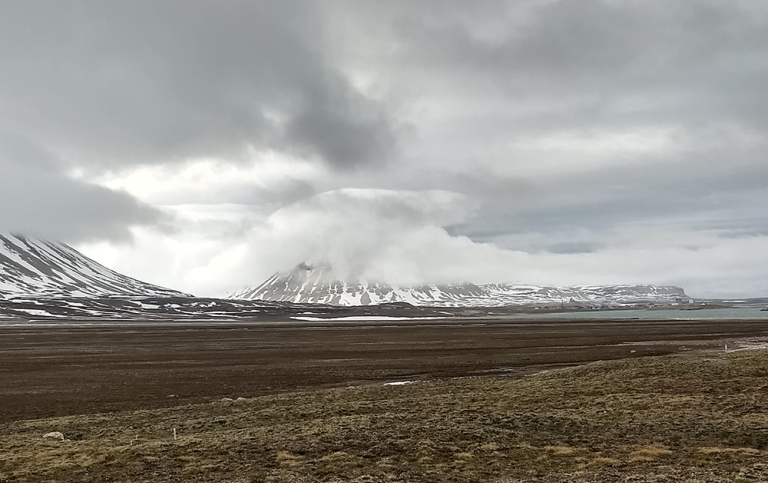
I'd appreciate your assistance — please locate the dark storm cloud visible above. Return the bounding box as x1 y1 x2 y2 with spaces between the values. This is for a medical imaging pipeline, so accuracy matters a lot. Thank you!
0 132 163 242
285 79 398 169
0 1 397 170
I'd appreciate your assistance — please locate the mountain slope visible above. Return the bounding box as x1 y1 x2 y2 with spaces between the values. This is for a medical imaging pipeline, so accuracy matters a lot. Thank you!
0 233 187 298
230 262 690 307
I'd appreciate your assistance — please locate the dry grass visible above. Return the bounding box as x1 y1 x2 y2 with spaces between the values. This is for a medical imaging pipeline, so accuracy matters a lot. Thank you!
543 445 578 455
4 350 768 482
698 446 763 455
585 456 619 467
629 443 673 462
276 451 303 467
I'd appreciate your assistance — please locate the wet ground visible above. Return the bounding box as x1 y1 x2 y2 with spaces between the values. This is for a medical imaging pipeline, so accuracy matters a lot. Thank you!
2 317 767 424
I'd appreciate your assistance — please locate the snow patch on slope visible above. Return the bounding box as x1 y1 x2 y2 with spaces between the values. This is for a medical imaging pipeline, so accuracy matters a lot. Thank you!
230 262 691 307
0 232 187 298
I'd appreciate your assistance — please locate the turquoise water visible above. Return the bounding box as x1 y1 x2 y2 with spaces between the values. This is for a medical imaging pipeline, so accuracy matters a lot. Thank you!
513 307 768 320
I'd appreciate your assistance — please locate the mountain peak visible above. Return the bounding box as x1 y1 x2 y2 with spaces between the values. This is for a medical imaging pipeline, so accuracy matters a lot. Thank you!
0 232 188 298
229 261 690 307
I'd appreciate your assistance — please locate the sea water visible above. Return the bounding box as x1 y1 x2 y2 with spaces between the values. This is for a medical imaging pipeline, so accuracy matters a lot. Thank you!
516 307 768 320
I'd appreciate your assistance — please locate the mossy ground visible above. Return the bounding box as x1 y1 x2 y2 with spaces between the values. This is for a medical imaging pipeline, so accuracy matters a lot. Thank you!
3 350 768 482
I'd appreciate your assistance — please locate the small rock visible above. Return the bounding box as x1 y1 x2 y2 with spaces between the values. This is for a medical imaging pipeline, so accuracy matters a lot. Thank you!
221 397 234 402
235 397 247 402
43 431 65 441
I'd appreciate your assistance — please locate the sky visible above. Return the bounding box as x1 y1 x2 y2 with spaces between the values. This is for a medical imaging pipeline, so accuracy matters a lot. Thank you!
1 0 768 298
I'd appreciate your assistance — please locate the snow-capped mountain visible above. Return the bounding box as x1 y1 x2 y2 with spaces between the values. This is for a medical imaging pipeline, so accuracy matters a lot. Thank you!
0 232 187 298
230 262 690 307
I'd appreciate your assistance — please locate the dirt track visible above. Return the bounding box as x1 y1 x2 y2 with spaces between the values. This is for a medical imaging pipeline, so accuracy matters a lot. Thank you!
2 317 767 424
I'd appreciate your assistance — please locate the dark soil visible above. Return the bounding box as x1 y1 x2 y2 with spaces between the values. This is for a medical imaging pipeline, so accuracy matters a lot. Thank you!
1 317 766 424
4 346 768 481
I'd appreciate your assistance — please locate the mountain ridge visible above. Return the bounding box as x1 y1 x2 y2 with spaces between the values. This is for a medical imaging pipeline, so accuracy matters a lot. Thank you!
230 262 690 307
0 232 188 298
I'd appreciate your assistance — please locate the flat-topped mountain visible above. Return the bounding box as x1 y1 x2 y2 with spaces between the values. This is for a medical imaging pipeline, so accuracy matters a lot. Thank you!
229 262 690 307
0 232 187 298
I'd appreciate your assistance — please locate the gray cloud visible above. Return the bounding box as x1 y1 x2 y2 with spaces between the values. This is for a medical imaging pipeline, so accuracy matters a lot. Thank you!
392 0 768 105
285 79 399 169
342 0 768 237
0 0 398 171
336 0 768 158
0 132 163 242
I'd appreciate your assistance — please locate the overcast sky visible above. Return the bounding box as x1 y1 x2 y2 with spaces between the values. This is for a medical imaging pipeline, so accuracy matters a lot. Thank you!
2 0 768 298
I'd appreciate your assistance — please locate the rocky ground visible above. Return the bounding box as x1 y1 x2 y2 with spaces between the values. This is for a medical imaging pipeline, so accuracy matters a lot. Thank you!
3 318 768 482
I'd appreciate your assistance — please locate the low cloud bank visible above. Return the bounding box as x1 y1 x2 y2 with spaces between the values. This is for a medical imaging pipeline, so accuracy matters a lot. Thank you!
77 189 768 299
